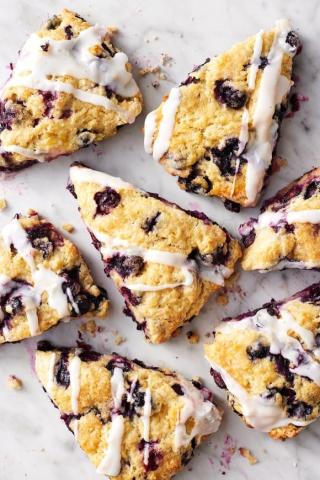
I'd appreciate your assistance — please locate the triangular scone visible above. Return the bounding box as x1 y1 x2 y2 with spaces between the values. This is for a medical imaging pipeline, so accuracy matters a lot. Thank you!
36 342 222 479
144 20 299 208
68 164 242 344
240 168 320 271
205 282 320 440
0 212 108 343
0 9 142 172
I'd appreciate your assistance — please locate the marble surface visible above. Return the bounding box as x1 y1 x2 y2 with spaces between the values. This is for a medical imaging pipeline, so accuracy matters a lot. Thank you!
0 0 319 478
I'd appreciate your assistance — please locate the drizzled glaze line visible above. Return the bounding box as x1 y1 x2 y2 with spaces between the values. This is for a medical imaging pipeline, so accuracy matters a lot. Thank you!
97 367 125 476
141 385 152 466
247 30 264 90
69 355 81 415
256 209 320 229
70 164 133 191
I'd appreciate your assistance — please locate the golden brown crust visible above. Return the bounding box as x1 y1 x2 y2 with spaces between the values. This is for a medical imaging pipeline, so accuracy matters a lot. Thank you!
35 345 222 480
147 26 296 207
241 168 320 271
0 212 108 343
0 9 142 171
69 164 242 343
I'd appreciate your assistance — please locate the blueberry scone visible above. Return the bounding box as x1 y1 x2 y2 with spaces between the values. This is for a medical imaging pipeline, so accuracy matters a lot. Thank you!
0 212 108 343
35 341 222 479
240 168 320 271
205 282 320 440
144 20 299 208
0 9 142 171
68 163 242 344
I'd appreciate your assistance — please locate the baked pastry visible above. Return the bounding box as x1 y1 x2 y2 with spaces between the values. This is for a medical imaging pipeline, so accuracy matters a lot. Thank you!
68 163 242 344
0 9 142 171
240 168 320 271
144 20 299 208
0 211 108 343
35 341 222 479
205 282 320 440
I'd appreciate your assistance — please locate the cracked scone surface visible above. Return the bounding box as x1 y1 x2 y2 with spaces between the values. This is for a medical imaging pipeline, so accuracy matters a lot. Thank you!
240 168 320 271
35 342 222 480
205 283 320 440
68 163 242 344
144 20 299 207
0 9 142 171
0 212 108 343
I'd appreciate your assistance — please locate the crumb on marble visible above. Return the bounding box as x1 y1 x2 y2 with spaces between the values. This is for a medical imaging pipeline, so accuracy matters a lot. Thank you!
160 53 174 67
62 223 75 233
115 335 126 346
239 447 258 465
152 80 160 89
7 375 23 390
216 291 229 306
186 330 199 344
0 198 7 211
80 319 98 336
272 155 288 174
145 35 159 43
138 65 161 76
27 208 38 216
107 25 119 35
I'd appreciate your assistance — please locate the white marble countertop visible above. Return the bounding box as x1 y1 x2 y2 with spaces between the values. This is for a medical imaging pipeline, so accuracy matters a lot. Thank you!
0 0 319 479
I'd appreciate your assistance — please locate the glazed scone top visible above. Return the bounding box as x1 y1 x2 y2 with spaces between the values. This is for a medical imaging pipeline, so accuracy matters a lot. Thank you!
0 212 108 343
69 164 242 343
240 168 320 271
36 344 222 480
205 283 320 440
145 20 299 207
0 9 142 170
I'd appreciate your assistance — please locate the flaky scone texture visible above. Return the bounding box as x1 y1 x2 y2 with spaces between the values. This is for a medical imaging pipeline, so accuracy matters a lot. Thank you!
0 9 142 171
35 343 222 480
205 283 320 440
145 21 298 207
241 168 320 271
68 164 242 344
0 212 108 343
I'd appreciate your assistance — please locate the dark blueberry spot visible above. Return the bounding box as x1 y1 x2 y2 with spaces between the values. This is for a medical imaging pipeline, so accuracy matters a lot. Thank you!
315 333 320 347
73 293 93 315
106 355 132 373
259 56 269 69
138 440 163 472
5 295 23 316
67 181 77 198
224 199 240 213
304 180 320 200
178 166 213 195
40 42 49 52
40 91 57 117
189 241 229 267
210 368 226 389
180 76 201 87
26 223 64 258
205 137 242 178
55 353 70 388
104 86 114 98
265 299 281 318
171 383 184 396
76 130 95 147
246 342 270 360
141 212 161 233
287 401 312 418
192 58 210 72
272 355 294 383
61 413 81 433
0 151 14 163
60 109 72 119
101 42 116 58
186 210 212 226
46 15 62 30
94 187 121 216
214 80 247 109
121 380 146 417
286 31 301 51
64 25 73 39
261 183 303 213
298 283 320 305
78 349 102 362
33 118 40 127
120 286 141 307
239 221 256 248
105 254 144 279
0 101 16 132
75 13 86 21
37 340 54 351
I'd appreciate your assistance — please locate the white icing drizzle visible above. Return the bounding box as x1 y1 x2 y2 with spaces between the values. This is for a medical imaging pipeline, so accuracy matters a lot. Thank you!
247 30 264 90
148 87 181 161
141 385 152 466
257 209 320 229
237 109 250 156
7 25 138 98
69 355 81 415
208 359 313 432
144 111 157 154
70 164 132 191
97 367 125 476
174 379 221 451
262 259 319 272
66 287 80 315
218 307 320 385
0 145 47 162
244 19 293 204
1 219 70 333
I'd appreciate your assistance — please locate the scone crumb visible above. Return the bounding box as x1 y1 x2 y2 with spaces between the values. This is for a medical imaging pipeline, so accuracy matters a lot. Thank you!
187 331 200 344
27 208 38 216
7 375 23 390
80 320 98 336
62 223 75 233
216 291 229 306
115 335 126 346
272 155 288 173
160 53 174 67
107 25 119 35
152 80 160 89
139 65 160 77
239 447 258 465
0 198 7 211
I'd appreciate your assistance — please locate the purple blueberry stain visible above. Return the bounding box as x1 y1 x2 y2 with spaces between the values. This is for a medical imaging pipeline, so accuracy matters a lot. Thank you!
40 91 57 117
55 352 70 388
26 222 64 258
141 212 161 233
287 401 312 418
94 187 121 216
104 254 144 279
210 368 226 389
40 42 50 52
106 354 132 373
120 286 141 306
214 80 247 109
64 25 74 39
138 440 163 472
171 383 184 396
0 101 16 132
